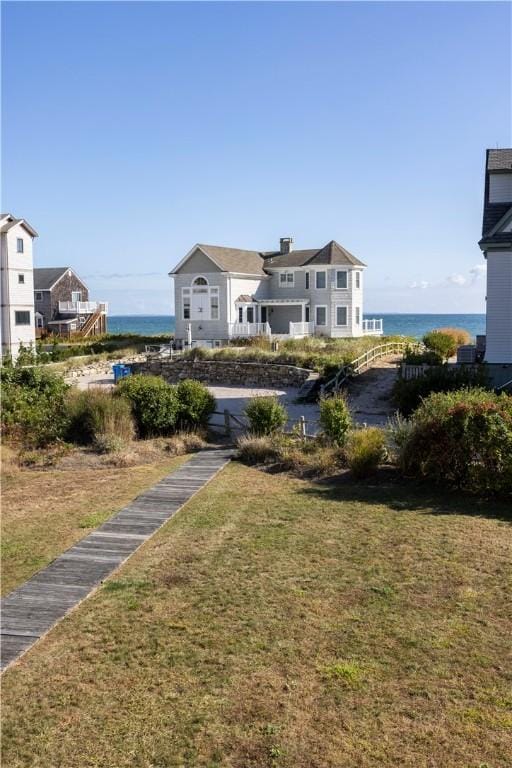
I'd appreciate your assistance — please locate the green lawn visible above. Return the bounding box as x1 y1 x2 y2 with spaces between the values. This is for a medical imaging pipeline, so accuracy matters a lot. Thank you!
2 463 511 767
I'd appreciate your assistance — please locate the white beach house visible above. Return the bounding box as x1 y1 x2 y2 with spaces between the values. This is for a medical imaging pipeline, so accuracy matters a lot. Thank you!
0 213 38 360
170 237 382 347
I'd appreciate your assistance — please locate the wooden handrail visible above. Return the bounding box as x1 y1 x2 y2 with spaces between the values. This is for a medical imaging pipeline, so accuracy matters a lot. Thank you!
321 341 420 396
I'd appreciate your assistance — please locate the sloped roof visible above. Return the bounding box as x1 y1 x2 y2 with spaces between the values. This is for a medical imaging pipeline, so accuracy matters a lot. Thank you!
263 240 365 268
196 244 267 275
487 149 512 171
173 240 366 275
235 294 255 302
480 148 512 247
0 214 38 237
33 267 70 290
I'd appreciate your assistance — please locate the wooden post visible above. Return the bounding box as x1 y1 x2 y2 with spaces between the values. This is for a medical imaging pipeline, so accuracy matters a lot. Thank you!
223 409 232 439
299 415 306 440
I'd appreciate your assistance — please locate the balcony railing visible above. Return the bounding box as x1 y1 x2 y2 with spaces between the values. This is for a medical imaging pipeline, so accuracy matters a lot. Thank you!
289 321 315 338
59 301 108 315
229 322 271 337
362 318 383 335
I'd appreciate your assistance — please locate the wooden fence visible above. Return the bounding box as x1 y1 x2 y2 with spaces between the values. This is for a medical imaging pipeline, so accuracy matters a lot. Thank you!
211 410 319 439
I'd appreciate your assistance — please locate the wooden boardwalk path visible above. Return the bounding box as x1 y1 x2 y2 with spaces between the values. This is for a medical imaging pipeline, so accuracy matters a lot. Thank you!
0 448 232 672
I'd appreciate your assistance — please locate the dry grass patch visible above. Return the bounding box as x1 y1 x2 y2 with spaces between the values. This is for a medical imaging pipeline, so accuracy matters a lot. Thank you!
1 442 189 594
2 463 511 767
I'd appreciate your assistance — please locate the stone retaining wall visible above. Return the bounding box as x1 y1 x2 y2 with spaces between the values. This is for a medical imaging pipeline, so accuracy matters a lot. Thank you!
131 358 313 388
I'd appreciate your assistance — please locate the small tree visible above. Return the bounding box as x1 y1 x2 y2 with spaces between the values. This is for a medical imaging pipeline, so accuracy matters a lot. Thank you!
423 331 457 361
319 394 352 447
245 396 287 436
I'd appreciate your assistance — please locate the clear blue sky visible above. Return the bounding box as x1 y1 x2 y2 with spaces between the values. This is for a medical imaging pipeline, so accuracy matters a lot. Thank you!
2 1 511 314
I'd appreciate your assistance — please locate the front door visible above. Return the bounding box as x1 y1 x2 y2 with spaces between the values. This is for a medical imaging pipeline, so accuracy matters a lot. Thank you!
191 288 209 319
260 306 267 323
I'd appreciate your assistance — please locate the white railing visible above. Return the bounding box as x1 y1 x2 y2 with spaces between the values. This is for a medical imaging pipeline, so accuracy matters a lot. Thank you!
362 318 383 335
289 321 315 338
59 301 106 314
229 322 271 337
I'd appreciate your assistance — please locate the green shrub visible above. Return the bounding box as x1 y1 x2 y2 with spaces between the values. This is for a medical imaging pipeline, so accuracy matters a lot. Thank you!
66 389 135 446
423 331 457 360
346 427 387 478
1 366 70 447
245 396 287 436
115 374 180 437
319 394 352 447
392 365 488 416
403 347 443 365
397 388 512 496
176 379 216 429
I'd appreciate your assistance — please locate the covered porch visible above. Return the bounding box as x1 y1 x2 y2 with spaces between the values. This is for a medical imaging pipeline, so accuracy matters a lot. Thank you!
229 298 313 339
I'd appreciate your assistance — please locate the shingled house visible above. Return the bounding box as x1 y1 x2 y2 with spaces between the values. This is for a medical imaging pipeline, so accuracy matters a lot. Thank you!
170 237 382 347
479 149 512 364
34 267 108 337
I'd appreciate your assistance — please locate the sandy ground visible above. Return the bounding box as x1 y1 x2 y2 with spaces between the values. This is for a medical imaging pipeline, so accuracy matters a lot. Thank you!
73 358 401 432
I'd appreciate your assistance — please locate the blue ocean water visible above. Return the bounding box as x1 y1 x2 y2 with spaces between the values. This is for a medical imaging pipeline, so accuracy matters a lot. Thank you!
107 314 486 341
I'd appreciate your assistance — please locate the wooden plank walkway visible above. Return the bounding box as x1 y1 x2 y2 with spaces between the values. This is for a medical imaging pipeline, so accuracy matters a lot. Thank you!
0 448 232 672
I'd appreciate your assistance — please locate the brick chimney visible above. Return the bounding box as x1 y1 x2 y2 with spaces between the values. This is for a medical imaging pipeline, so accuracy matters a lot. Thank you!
280 237 293 254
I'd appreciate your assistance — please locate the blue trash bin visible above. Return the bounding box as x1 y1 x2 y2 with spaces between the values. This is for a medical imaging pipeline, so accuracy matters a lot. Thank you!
112 364 132 384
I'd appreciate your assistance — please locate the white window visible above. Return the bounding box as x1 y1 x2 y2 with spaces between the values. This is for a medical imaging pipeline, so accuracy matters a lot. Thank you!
16 238 24 253
35 292 42 301
315 271 326 289
193 276 208 286
336 306 348 326
315 306 327 326
355 307 360 324
355 271 361 289
305 271 310 290
15 311 30 325
279 272 294 286
238 306 243 323
18 273 25 284
336 270 348 289
182 288 191 320
71 291 82 302
210 289 219 320
36 315 44 328
213 340 222 348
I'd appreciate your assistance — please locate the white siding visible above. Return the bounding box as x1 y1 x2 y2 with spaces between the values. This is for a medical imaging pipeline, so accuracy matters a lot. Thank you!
489 173 512 203
485 251 512 363
0 222 36 358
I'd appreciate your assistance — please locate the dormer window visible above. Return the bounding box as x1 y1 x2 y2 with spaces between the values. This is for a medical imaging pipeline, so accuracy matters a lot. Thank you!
193 276 208 286
279 272 294 287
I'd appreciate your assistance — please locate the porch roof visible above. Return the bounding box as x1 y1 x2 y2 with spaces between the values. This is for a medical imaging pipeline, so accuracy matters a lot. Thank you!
258 298 310 305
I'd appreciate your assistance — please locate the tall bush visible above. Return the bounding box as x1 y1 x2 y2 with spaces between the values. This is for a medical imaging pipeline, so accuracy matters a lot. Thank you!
115 374 179 437
392 365 487 416
346 427 387 478
435 327 471 346
396 388 512 496
245 396 287 436
176 379 216 429
1 367 70 447
423 331 457 360
66 389 135 447
319 394 352 447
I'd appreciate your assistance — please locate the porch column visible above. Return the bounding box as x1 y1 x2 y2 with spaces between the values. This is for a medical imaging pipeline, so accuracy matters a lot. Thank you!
301 303 305 322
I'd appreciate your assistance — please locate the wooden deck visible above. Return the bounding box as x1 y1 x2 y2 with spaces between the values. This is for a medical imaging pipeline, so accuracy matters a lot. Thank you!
0 448 232 672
